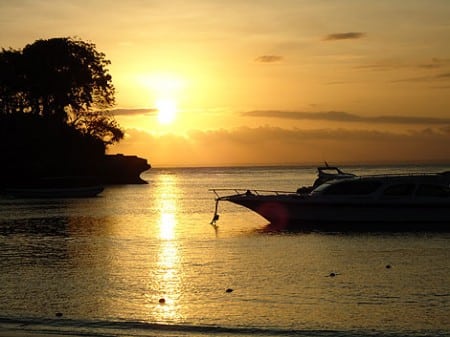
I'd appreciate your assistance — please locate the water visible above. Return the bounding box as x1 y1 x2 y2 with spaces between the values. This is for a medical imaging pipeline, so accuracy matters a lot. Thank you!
0 165 449 337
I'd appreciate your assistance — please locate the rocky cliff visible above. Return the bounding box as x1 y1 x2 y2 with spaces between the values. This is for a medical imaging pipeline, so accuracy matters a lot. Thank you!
98 154 151 184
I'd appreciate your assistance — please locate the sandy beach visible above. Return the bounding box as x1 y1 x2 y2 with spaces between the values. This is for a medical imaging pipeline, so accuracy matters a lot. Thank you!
0 327 119 337
0 321 113 337
0 330 91 337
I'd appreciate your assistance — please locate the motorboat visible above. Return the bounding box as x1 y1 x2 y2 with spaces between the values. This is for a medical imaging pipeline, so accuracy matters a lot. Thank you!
210 167 450 232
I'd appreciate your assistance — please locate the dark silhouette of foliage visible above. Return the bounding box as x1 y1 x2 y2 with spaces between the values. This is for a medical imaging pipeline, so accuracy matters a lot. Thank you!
72 110 124 146
0 37 127 182
0 37 124 146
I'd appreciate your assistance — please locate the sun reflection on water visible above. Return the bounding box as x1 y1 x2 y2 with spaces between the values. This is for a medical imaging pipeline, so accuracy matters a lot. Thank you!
150 173 184 323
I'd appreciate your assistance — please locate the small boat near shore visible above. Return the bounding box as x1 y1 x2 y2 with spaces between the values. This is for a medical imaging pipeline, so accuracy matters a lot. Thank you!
3 185 104 198
1 176 104 198
210 166 450 232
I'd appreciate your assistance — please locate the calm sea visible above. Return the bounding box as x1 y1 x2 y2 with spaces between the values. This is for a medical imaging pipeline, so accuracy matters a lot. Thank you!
0 165 449 337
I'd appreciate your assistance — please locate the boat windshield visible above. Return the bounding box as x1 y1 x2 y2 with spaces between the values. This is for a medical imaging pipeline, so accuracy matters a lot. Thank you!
313 179 382 196
312 182 332 194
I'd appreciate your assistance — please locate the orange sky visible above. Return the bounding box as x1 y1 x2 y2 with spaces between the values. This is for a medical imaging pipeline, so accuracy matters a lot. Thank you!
1 0 450 167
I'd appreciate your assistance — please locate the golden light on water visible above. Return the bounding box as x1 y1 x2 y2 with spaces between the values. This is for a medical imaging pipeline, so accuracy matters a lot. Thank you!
156 174 178 241
159 212 176 240
151 173 183 322
153 239 182 322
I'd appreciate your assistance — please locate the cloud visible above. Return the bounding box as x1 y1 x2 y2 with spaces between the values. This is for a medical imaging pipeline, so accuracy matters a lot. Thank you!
110 108 157 116
323 32 366 41
355 61 403 72
255 55 283 63
431 85 450 89
109 125 450 167
419 58 450 69
436 72 450 79
391 72 450 83
325 81 353 85
357 58 450 73
243 110 450 125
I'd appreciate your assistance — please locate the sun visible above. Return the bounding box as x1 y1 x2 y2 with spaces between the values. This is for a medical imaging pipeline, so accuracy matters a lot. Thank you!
156 98 177 125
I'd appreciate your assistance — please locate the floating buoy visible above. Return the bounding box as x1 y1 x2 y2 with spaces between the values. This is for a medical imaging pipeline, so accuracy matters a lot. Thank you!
159 298 166 304
385 264 391 269
55 312 63 317
225 288 233 293
329 272 336 277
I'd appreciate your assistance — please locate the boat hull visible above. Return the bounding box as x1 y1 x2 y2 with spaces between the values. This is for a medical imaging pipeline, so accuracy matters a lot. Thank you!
226 195 450 232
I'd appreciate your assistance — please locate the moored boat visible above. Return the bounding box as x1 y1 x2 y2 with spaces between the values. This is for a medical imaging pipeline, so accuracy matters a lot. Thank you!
1 176 104 198
210 167 450 232
3 185 104 198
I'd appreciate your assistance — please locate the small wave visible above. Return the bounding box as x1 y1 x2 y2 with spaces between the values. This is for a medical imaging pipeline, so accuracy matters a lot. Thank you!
0 316 447 337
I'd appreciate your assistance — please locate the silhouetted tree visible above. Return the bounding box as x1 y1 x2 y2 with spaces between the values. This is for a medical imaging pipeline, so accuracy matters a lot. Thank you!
0 37 126 181
0 37 124 146
0 49 28 115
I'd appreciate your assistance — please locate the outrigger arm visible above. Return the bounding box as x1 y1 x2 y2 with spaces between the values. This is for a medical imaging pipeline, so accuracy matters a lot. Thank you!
210 199 220 225
210 191 222 226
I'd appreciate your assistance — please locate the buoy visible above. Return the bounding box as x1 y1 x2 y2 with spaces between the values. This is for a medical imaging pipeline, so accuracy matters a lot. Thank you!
386 264 391 269
329 272 336 277
159 298 166 304
225 288 233 293
55 312 63 317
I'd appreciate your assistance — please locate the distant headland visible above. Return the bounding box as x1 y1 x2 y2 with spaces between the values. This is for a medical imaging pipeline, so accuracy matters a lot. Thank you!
100 154 151 184
0 153 151 188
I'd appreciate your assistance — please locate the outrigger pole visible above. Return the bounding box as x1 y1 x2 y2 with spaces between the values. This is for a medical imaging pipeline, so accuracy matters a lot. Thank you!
210 196 220 226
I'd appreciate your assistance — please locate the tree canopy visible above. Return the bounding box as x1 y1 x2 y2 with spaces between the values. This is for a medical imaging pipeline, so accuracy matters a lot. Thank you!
0 37 127 180
0 37 123 146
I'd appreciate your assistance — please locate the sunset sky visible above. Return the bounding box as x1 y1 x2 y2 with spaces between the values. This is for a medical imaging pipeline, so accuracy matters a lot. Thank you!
1 0 450 167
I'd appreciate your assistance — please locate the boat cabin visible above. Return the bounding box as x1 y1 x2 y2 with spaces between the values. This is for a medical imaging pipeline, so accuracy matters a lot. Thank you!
311 175 450 200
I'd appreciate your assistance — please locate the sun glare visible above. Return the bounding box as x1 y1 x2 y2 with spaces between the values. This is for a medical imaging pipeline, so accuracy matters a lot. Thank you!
156 98 177 125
